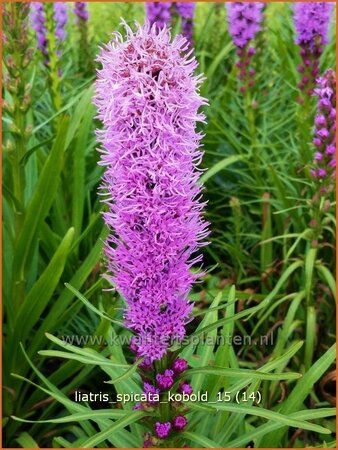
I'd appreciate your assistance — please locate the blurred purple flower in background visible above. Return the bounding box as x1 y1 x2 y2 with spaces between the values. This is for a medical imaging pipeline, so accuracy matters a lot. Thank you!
226 2 265 91
73 2 92 75
30 2 48 56
226 2 264 48
94 22 208 362
54 2 68 43
293 2 334 94
30 2 68 60
311 69 336 190
74 2 89 23
294 2 333 49
146 2 171 28
175 2 195 44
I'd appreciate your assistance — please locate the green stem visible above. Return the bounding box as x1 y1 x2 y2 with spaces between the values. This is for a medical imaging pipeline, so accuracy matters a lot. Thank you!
158 354 171 423
245 89 257 150
304 305 316 371
304 239 318 371
244 89 263 187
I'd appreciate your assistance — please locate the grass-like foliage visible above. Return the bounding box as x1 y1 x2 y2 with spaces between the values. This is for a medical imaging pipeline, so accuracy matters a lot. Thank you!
2 2 336 448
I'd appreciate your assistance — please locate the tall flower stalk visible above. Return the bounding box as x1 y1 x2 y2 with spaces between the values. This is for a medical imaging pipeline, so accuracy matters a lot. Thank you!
304 69 336 372
293 2 334 96
293 2 334 165
311 69 336 189
54 2 67 44
30 2 68 109
74 2 93 74
94 21 208 446
30 2 68 63
226 2 264 182
226 2 264 92
3 2 33 236
30 2 48 60
3 4 33 407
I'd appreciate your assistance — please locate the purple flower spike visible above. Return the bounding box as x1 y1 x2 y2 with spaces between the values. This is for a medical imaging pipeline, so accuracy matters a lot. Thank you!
30 2 67 63
176 2 195 44
146 2 171 29
172 358 188 374
226 2 264 91
311 69 336 191
156 369 174 390
293 3 333 94
226 2 264 48
54 2 68 43
172 415 188 431
155 421 171 439
54 2 67 43
94 22 209 362
30 2 48 56
294 2 334 49
74 2 89 22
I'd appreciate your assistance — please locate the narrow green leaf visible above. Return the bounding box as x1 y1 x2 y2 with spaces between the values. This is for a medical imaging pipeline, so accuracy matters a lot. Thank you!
226 408 336 448
28 227 107 358
184 366 301 381
12 409 131 424
182 430 219 448
16 432 39 448
65 86 94 150
12 117 69 291
260 344 336 447
206 403 331 435
104 357 144 385
11 228 74 353
81 411 146 448
65 283 124 326
316 264 336 300
200 155 243 183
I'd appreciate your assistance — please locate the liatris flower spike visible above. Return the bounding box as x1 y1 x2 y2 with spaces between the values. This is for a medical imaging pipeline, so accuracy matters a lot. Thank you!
30 3 68 62
94 22 208 445
311 69 336 193
175 2 196 45
30 2 48 57
54 2 68 43
146 2 171 29
3 2 33 197
73 2 92 75
294 2 334 95
94 22 208 361
74 2 89 23
226 2 265 92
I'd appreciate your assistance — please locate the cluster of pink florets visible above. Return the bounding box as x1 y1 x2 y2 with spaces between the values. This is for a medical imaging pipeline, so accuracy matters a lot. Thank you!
131 357 192 446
